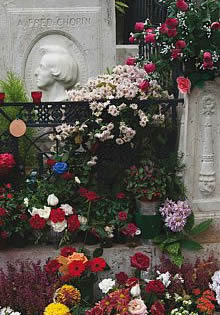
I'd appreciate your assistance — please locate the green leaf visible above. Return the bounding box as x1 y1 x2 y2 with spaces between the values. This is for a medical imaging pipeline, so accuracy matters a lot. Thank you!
184 213 195 232
165 242 180 255
93 247 104 258
169 254 184 267
181 239 203 251
153 234 167 244
116 1 129 8
190 219 212 236
104 263 111 271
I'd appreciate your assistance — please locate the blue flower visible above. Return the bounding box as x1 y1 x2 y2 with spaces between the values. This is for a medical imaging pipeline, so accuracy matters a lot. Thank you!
52 162 68 175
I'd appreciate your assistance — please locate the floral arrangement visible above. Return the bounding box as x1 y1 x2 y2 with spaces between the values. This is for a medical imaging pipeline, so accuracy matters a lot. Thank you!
129 0 220 89
0 153 15 175
86 252 219 315
0 307 21 315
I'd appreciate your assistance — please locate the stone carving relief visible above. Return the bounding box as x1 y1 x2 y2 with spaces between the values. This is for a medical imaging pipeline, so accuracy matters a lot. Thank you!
199 95 216 196
34 45 78 101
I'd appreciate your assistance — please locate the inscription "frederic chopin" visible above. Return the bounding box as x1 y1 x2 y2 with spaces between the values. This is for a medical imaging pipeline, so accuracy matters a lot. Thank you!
17 17 91 28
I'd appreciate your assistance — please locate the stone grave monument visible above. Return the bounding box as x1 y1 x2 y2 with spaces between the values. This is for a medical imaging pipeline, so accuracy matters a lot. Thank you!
0 0 116 100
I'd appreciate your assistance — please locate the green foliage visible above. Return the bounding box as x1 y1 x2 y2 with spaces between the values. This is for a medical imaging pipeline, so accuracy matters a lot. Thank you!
115 0 129 14
190 219 212 236
0 72 36 167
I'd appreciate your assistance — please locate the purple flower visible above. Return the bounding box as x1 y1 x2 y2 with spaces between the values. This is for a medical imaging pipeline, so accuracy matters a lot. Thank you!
159 199 191 232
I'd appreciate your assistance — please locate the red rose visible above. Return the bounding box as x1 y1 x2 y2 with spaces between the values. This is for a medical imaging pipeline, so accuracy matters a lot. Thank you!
135 22 145 32
144 63 156 73
211 22 220 30
129 36 135 43
44 259 61 274
203 61 214 69
139 80 150 92
89 257 106 272
176 0 189 11
68 260 85 277
145 33 156 43
116 192 126 199
60 172 74 180
46 159 56 167
126 57 136 66
60 246 76 257
145 280 165 294
151 301 165 315
171 48 182 59
7 194 13 199
130 252 150 271
5 183 11 189
165 18 179 28
175 40 186 49
85 191 100 202
0 153 15 170
0 208 6 216
50 208 65 223
125 277 139 288
167 28 178 37
0 231 9 239
79 187 89 197
29 214 46 229
116 272 129 284
20 214 28 221
203 51 212 62
67 215 80 232
176 76 191 94
118 211 128 221
159 23 168 34
122 223 137 237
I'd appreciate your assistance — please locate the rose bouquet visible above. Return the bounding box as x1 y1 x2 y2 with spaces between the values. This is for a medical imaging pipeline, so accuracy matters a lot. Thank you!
129 0 220 90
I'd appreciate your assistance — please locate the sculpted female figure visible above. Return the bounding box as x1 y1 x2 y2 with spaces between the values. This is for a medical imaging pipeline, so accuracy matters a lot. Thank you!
34 45 78 101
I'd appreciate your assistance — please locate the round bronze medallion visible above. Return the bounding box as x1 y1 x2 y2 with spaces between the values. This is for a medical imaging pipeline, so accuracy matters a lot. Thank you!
9 119 27 137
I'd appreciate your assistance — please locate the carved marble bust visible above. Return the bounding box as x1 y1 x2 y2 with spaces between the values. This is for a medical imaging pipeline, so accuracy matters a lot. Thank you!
34 45 78 101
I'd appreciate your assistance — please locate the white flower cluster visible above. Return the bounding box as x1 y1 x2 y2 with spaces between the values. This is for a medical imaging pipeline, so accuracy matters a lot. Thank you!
104 225 115 238
138 109 149 127
156 271 171 287
171 307 198 315
202 22 212 38
87 156 98 166
49 121 88 142
0 307 21 315
99 278 116 294
209 270 220 304
173 273 184 283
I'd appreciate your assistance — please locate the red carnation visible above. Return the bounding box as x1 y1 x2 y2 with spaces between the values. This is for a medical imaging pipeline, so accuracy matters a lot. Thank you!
116 272 129 285
130 252 150 271
151 301 165 315
118 211 128 221
176 0 189 11
145 280 165 294
146 28 155 33
171 48 182 59
29 214 46 230
135 22 145 32
44 259 61 274
203 61 214 69
139 80 150 92
203 51 212 62
125 277 139 288
129 36 135 43
159 23 168 34
0 153 15 170
175 40 186 49
211 22 220 30
68 260 85 277
60 172 74 180
126 57 136 66
167 28 178 37
67 215 80 232
89 257 106 272
5 183 11 189
85 191 100 202
122 223 138 237
46 159 56 167
7 194 13 199
60 246 76 257
145 33 156 43
116 192 126 199
50 208 65 223
79 187 89 197
0 231 8 239
144 63 156 73
0 208 6 216
165 18 179 28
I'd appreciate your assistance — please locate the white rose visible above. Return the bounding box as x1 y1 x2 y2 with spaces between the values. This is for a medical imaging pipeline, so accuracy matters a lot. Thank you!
50 220 67 233
39 206 51 219
157 271 171 288
99 278 115 294
60 204 73 216
130 283 141 297
47 194 59 206
75 176 81 184
30 207 40 216
23 198 29 207
78 215 88 225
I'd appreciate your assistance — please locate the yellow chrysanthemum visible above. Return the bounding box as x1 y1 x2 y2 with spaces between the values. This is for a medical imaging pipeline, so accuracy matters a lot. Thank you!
55 284 81 307
44 303 70 315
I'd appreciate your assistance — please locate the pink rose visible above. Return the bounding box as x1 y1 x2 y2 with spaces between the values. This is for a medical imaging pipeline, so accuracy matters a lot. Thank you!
167 28 178 37
176 0 189 11
211 22 220 30
145 33 156 43
144 63 156 73
203 61 214 69
139 80 150 92
129 36 135 43
203 51 212 62
171 48 182 59
126 57 136 66
128 299 148 315
176 76 191 94
165 18 179 28
175 40 186 49
159 23 168 34
135 22 145 32
145 28 155 33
